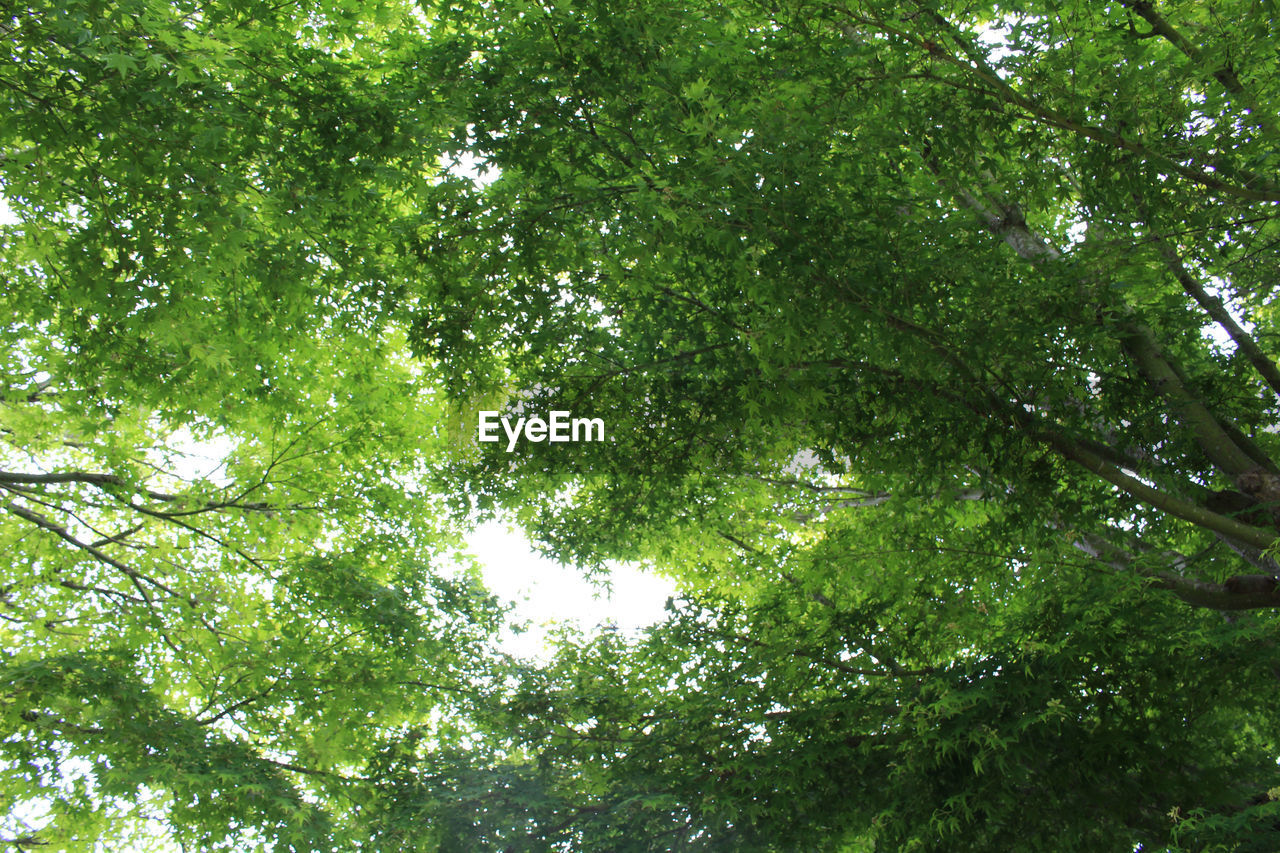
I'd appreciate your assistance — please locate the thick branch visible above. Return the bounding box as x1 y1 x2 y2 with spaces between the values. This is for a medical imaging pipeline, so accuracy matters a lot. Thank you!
0 469 280 515
944 165 1265 480
1120 0 1278 140
1150 237 1280 402
0 470 132 488
1042 432 1275 550
1073 528 1280 610
1150 572 1280 610
1117 320 1258 478
956 190 1061 262
879 7 1280 202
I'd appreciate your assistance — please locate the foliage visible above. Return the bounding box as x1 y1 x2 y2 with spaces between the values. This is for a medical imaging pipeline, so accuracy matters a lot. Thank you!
0 0 509 848
415 0 1280 847
7 0 1280 849
483 590 1280 852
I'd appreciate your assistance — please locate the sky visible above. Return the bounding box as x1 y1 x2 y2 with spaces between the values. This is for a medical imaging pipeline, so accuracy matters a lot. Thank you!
466 518 675 659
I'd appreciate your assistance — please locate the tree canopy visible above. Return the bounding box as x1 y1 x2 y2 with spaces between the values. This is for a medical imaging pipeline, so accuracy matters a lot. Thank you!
5 0 1280 849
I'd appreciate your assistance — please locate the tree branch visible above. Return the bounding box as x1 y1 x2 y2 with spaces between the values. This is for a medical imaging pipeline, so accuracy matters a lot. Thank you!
863 6 1280 202
1039 431 1275 550
1119 0 1278 140
1149 234 1280 404
1117 320 1260 478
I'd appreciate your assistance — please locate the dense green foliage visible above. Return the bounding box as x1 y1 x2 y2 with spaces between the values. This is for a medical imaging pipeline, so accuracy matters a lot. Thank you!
6 0 1280 849
0 1 508 848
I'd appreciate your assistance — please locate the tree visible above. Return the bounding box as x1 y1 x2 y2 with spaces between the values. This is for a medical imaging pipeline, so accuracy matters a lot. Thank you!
8 0 1280 849
409 0 1280 847
0 1 510 848
484 591 1280 852
422 0 1280 609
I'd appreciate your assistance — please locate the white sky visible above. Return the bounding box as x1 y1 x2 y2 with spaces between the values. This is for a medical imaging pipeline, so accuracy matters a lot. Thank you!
467 518 674 659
